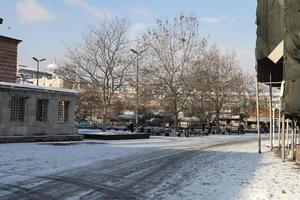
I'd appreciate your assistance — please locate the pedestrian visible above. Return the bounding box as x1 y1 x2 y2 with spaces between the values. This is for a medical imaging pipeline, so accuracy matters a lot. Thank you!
129 122 134 133
240 124 244 134
208 122 212 134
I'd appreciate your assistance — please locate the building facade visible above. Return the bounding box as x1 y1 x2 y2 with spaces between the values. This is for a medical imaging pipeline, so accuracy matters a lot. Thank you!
17 63 88 90
0 35 22 82
0 82 78 137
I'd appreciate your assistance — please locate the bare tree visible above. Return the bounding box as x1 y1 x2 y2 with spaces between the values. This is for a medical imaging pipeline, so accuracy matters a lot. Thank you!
76 86 103 121
197 45 242 131
141 15 207 132
237 74 256 127
62 17 134 131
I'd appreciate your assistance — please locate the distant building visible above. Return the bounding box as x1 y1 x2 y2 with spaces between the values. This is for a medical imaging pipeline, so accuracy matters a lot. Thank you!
17 65 53 85
0 35 22 82
17 62 87 90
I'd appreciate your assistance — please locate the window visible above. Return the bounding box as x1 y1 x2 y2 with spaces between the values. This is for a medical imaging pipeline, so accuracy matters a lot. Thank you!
58 101 69 122
36 99 49 122
10 96 26 121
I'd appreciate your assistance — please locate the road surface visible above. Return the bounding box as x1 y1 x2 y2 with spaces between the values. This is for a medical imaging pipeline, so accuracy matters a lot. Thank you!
0 135 299 200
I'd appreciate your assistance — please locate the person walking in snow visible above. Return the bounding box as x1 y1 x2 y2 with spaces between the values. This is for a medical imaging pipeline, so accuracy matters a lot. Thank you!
129 122 134 133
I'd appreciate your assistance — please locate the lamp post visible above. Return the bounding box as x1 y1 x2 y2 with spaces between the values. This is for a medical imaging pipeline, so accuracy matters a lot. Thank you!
130 49 145 133
256 73 261 154
272 106 276 147
32 57 46 86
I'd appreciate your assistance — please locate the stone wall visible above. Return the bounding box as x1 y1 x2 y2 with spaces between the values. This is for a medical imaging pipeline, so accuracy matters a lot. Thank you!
0 89 78 136
0 36 21 82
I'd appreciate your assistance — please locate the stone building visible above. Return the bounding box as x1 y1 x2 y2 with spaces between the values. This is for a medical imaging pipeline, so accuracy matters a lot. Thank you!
0 82 81 142
0 35 22 82
0 35 81 142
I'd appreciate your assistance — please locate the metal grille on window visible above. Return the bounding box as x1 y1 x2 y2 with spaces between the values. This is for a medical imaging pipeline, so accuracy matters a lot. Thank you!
36 99 49 121
10 96 25 121
58 101 69 122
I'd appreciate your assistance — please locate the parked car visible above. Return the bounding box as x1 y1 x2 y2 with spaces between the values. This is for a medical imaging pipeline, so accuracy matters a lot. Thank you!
143 126 167 136
76 120 97 129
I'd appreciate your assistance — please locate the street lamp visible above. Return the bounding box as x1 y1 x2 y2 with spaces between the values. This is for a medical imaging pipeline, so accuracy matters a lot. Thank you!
32 57 46 86
130 49 146 133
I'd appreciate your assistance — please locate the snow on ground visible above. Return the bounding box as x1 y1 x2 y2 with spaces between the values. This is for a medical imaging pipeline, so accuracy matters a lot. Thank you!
0 135 253 184
238 148 300 200
0 140 143 184
0 134 300 199
79 129 134 135
0 136 207 184
153 135 300 200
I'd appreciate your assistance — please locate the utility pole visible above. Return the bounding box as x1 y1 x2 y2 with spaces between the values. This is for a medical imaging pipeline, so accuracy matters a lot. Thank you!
282 114 286 162
256 72 261 154
291 120 295 160
130 49 146 133
269 76 273 150
32 57 46 86
278 102 281 149
272 107 276 147
282 0 287 162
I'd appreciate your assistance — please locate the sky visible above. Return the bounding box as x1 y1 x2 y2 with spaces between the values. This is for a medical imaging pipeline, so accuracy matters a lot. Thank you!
0 0 257 73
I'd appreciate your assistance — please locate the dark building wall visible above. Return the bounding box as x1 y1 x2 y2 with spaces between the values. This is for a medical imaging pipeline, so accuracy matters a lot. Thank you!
0 36 22 82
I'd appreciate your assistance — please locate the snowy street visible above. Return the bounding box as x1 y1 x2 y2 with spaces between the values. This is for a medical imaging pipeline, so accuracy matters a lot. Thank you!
0 135 300 200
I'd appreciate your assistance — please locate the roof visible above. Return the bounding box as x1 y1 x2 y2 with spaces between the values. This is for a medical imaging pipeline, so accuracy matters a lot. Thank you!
0 81 78 95
46 63 59 71
18 66 52 76
0 35 22 44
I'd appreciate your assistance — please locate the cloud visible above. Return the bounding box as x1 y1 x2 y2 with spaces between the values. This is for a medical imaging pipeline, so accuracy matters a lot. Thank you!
132 7 151 17
199 16 222 23
129 22 148 40
199 16 236 24
16 0 55 24
63 0 108 19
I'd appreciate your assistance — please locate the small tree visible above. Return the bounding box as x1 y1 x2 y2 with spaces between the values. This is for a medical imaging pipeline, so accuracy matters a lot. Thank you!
238 74 256 128
62 17 134 131
76 87 103 121
141 15 206 132
197 45 242 131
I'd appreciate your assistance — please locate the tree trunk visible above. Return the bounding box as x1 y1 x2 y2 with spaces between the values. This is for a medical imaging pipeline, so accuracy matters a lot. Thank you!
102 104 108 132
174 113 178 131
216 108 220 133
245 113 248 129
174 113 179 136
173 99 179 134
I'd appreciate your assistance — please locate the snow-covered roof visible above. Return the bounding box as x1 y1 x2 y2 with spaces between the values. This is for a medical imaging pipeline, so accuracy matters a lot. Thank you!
0 81 78 95
117 114 135 120
0 35 22 43
18 66 52 76
18 66 37 71
178 116 200 122
46 63 59 71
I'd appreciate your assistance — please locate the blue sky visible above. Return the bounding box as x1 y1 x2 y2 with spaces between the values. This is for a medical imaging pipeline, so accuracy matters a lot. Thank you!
0 0 256 73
